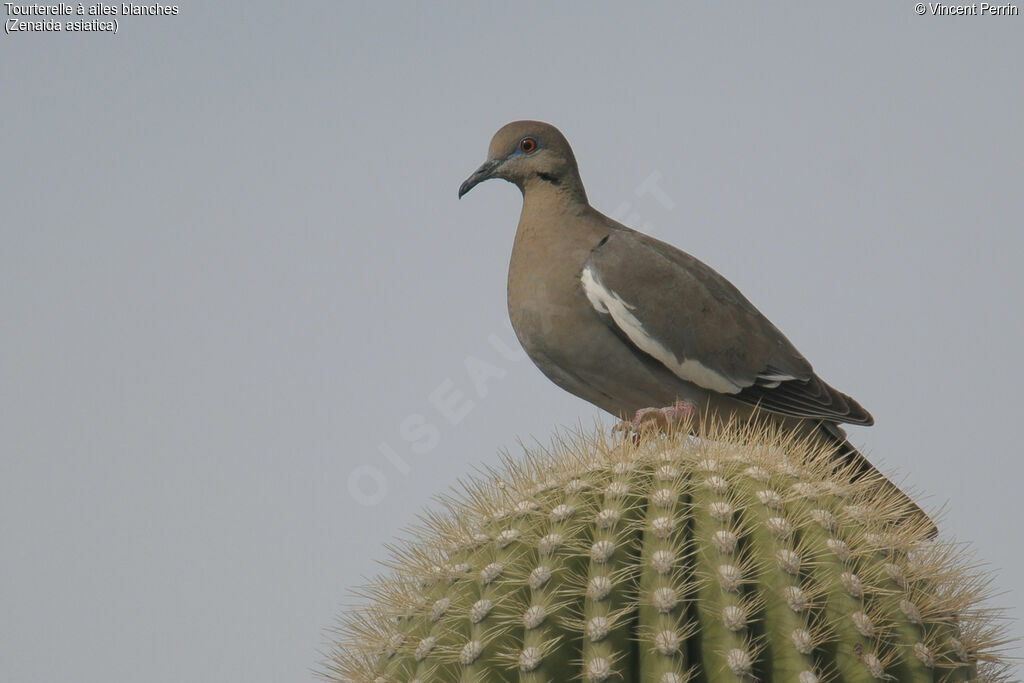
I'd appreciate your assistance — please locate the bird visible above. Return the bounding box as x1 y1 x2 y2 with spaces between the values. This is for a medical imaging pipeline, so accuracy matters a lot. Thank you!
458 120 935 536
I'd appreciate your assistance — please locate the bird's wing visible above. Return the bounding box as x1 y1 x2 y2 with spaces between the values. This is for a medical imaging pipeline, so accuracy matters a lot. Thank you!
581 227 872 425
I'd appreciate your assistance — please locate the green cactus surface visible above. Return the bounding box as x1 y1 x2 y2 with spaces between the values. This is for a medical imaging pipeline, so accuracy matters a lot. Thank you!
325 423 1011 682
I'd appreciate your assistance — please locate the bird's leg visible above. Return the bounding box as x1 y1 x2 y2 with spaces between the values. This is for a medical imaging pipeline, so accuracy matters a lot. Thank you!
615 400 697 436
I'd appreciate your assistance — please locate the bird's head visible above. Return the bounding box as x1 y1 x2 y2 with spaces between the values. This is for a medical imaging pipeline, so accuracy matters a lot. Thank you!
458 121 587 203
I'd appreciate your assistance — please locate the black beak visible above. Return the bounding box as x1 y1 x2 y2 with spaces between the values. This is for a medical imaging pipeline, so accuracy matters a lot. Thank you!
458 158 502 199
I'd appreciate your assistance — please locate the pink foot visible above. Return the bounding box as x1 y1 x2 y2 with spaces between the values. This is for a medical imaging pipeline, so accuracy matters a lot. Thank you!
615 400 697 436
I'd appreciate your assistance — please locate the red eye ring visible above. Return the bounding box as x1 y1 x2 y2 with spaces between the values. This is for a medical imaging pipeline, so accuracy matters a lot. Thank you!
519 137 537 154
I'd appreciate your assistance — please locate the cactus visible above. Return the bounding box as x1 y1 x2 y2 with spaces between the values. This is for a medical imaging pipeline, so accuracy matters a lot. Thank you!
324 422 1011 682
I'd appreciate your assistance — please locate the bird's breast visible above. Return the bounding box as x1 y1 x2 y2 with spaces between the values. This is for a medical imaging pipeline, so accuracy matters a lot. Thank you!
507 228 594 355
507 259 578 357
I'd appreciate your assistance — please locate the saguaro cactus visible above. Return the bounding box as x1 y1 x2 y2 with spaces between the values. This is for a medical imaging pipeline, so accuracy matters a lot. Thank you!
325 423 1010 682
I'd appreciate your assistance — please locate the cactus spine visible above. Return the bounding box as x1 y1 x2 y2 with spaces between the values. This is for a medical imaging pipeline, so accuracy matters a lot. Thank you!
326 423 1011 682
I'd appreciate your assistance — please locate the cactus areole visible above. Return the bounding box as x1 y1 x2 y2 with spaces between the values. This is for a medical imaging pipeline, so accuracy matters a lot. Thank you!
325 423 1009 682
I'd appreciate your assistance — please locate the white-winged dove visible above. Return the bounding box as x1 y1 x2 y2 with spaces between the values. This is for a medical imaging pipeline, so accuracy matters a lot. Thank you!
460 121 934 536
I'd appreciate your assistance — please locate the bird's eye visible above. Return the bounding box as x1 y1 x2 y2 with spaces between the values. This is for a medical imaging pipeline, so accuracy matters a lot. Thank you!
519 137 537 154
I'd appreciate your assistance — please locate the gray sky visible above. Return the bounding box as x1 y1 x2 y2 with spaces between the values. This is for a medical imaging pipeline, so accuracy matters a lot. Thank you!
2 2 1021 681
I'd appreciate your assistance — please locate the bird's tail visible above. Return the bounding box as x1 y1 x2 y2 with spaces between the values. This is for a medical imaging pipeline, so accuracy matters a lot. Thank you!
817 422 938 539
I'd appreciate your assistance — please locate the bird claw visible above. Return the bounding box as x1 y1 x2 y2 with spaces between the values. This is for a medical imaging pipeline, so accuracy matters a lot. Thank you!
614 400 697 439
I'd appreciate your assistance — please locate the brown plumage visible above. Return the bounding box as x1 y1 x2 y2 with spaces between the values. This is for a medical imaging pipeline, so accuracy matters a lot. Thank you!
459 120 934 536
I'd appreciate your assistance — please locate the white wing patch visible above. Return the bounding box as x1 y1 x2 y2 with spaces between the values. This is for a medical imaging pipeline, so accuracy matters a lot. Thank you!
581 265 743 395
754 368 799 388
